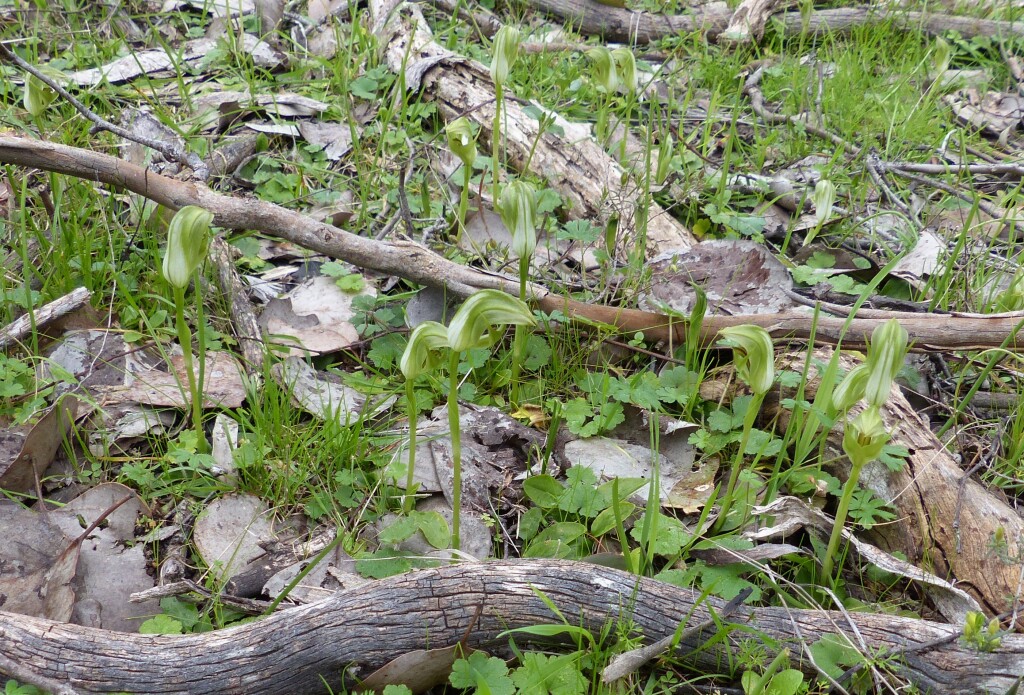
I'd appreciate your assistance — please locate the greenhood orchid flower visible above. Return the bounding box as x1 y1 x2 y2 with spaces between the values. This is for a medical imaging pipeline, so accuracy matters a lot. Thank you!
587 47 619 94
842 406 889 468
447 289 536 354
163 206 213 289
24 73 56 117
864 319 908 407
400 321 450 381
490 26 520 87
445 117 477 170
718 325 775 396
611 47 637 95
832 363 869 412
498 179 537 261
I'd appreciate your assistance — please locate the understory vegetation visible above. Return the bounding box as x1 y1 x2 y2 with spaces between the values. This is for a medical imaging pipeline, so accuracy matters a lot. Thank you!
1 0 1024 693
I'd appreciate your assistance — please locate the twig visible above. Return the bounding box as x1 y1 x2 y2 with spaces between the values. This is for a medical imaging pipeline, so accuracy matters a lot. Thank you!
0 42 208 179
885 165 1024 237
866 151 918 222
743 66 861 158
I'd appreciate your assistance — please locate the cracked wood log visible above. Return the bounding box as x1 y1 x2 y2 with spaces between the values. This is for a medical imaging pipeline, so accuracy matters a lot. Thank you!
1 560 1022 694
529 0 1024 43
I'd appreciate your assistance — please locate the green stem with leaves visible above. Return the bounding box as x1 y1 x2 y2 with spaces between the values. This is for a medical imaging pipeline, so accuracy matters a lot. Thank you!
821 459 863 584
714 391 764 532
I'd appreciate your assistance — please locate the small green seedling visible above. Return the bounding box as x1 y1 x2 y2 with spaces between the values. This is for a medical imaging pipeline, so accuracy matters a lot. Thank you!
962 611 1003 652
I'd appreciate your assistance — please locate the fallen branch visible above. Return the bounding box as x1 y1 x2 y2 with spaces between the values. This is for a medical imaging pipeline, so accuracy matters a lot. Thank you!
1 560 1021 694
530 0 1024 43
4 135 1024 352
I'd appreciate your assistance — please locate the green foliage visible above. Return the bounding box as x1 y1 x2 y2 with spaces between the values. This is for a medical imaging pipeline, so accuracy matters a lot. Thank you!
450 651 515 695
962 611 1003 652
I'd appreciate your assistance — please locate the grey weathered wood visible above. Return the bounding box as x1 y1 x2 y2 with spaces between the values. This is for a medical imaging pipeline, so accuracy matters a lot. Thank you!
0 560 1021 694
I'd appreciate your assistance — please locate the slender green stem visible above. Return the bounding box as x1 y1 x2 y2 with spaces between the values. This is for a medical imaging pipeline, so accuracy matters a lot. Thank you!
173 285 206 453
509 257 529 404
263 529 345 614
492 82 503 204
448 350 463 553
821 460 865 584
455 164 471 244
714 391 765 531
404 378 418 513
193 271 209 454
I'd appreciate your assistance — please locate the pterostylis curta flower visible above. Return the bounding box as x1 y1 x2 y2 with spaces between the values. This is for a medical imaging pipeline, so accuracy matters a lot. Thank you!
445 117 478 241
489 25 521 203
832 363 869 412
803 179 836 247
490 25 520 87
162 205 214 454
587 47 619 94
714 325 776 532
399 321 451 513
655 131 674 186
163 206 213 289
497 179 538 404
611 47 637 96
718 324 775 396
447 289 536 353
498 179 537 265
445 289 535 551
24 73 56 117
864 319 908 408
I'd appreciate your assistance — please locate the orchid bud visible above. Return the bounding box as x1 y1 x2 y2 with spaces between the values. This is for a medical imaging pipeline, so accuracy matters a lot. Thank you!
832 364 868 412
445 117 477 170
655 132 674 185
162 206 213 289
490 25 521 87
931 36 952 77
718 325 775 396
864 319 908 407
812 179 836 226
400 321 450 380
447 289 535 353
24 73 56 117
498 179 537 260
842 406 889 469
803 179 836 247
611 47 637 95
587 47 619 94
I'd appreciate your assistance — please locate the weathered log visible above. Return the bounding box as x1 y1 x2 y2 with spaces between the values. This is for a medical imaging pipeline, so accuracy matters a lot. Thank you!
1 560 1021 694
529 0 1024 43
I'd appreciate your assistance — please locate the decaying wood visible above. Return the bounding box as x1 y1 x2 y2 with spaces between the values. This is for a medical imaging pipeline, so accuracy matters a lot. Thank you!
1 560 1022 694
530 0 1024 43
0 286 91 351
721 0 789 43
209 237 265 376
